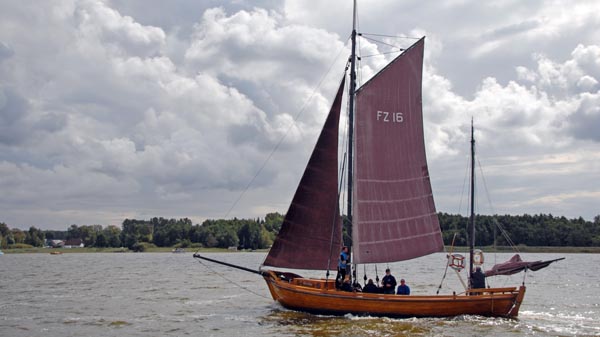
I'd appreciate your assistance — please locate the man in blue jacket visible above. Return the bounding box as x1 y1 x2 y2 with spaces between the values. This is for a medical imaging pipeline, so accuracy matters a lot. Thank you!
396 278 410 295
336 246 350 289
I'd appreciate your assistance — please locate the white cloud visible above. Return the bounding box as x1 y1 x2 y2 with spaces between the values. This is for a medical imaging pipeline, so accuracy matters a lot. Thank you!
75 0 166 57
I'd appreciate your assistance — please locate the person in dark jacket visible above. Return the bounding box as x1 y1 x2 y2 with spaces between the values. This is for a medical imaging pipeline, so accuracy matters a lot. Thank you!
470 267 486 289
396 278 410 295
381 268 397 294
363 279 380 293
340 276 353 292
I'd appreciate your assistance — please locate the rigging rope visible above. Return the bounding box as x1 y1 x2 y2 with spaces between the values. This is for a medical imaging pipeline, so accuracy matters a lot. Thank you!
195 256 270 300
477 158 520 253
458 153 471 215
360 32 421 40
327 150 348 282
360 50 406 58
437 233 457 294
222 35 352 221
359 35 406 52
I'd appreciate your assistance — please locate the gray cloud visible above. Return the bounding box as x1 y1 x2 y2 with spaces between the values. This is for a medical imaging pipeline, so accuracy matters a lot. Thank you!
0 87 30 145
568 93 600 141
0 41 14 61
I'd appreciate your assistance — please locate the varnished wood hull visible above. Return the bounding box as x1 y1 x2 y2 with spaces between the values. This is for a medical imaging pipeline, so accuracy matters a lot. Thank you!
262 270 526 318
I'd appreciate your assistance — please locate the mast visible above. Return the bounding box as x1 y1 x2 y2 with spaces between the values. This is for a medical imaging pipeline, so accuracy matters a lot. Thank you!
468 119 475 284
347 0 357 240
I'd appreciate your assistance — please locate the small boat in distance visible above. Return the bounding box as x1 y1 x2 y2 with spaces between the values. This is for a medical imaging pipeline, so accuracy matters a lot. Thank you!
194 0 561 318
172 248 186 253
50 251 63 255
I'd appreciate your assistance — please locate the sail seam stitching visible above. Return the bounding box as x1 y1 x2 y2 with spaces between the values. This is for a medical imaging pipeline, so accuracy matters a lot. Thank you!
357 194 433 203
357 211 438 224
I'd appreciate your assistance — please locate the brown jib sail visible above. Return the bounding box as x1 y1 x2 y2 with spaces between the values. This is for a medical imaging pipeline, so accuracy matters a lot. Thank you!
352 38 444 264
262 78 345 271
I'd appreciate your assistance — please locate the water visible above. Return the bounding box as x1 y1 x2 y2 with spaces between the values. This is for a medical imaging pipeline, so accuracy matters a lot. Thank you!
1 252 598 336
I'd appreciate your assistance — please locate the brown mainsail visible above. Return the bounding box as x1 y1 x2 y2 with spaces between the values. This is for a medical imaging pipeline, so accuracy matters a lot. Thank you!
353 38 443 264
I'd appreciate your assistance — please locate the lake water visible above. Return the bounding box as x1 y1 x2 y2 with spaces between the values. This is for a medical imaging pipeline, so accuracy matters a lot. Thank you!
1 252 598 337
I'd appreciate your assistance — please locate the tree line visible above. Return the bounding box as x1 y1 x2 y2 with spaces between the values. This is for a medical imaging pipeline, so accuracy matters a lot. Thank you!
1 212 599 250
0 213 284 251
437 213 600 247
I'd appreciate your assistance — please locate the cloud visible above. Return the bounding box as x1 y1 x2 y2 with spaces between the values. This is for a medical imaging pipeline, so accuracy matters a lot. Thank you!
0 86 68 147
1 0 599 229
184 7 346 119
0 41 14 61
75 0 166 57
510 44 600 142
0 1 351 228
419 38 600 220
568 93 600 141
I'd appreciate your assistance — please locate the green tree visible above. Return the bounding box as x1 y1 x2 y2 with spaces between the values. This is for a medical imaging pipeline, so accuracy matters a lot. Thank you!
120 219 154 249
104 225 122 247
216 226 238 248
264 212 284 233
238 221 270 249
152 217 193 247
0 222 11 249
25 226 45 247
95 232 108 247
9 228 23 244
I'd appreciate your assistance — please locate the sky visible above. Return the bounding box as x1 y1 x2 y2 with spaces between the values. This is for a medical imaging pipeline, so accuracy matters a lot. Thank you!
1 0 599 230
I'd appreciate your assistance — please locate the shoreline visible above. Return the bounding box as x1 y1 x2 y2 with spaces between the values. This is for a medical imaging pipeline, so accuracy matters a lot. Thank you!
2 246 599 254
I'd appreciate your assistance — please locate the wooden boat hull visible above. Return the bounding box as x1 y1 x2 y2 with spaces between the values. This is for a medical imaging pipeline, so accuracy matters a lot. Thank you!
262 270 526 318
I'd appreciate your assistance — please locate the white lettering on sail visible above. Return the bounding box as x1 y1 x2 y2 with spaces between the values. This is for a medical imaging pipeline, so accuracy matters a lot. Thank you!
376 111 403 123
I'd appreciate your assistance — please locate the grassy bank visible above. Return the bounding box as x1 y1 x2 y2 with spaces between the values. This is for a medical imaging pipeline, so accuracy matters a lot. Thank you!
0 247 255 254
445 246 600 254
2 246 599 254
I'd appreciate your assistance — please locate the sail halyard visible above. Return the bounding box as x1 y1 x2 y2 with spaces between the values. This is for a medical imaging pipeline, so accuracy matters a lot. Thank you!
351 37 444 265
262 77 346 271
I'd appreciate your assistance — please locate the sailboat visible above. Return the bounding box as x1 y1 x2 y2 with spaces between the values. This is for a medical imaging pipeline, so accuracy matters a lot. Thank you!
194 1 561 318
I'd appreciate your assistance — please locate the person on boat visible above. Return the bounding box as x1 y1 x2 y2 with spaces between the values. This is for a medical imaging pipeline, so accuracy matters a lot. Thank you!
336 246 350 288
381 268 397 294
352 281 363 292
363 279 380 293
470 267 486 289
396 278 410 295
340 275 353 292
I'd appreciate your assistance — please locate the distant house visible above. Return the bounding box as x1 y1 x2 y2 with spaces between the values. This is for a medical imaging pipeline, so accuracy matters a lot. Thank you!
47 240 64 248
64 238 85 248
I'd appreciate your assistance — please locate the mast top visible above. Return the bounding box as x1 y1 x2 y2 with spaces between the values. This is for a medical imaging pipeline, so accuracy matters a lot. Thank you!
352 0 357 31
